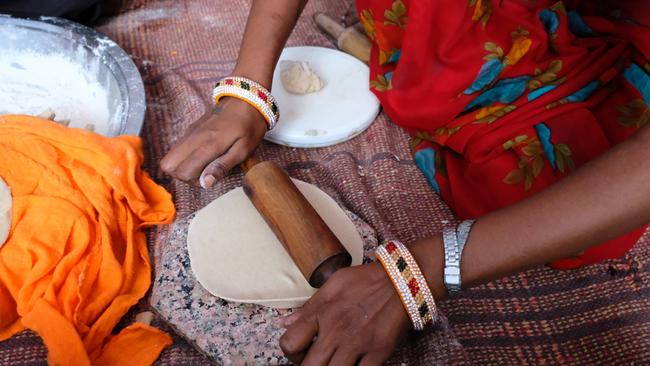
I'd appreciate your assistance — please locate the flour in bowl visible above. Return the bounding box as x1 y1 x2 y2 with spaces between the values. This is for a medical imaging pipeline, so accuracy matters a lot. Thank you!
0 51 113 135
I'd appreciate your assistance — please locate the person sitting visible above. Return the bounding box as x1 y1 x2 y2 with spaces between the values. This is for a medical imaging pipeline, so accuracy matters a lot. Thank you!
161 1 650 364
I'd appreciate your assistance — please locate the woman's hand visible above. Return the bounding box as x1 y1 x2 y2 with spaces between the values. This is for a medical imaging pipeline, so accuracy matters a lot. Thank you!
160 98 267 188
161 0 310 187
279 263 411 366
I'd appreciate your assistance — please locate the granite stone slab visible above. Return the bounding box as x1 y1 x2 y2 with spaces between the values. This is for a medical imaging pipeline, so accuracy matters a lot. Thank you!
150 198 378 365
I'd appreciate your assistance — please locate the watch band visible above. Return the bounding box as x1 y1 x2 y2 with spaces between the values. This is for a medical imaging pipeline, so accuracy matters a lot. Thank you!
457 219 476 254
443 227 461 293
443 220 476 293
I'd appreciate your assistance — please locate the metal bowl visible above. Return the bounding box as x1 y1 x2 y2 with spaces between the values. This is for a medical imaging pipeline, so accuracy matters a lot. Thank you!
0 15 145 136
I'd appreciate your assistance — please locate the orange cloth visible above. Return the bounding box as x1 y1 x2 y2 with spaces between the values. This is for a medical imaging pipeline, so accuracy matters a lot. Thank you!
0 115 175 365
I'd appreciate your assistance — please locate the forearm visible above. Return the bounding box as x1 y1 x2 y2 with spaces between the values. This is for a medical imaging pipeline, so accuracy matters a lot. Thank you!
233 0 308 88
412 125 650 299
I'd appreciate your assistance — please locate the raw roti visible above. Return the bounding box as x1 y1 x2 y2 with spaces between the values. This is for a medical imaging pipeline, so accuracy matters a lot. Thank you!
188 179 364 309
0 176 11 248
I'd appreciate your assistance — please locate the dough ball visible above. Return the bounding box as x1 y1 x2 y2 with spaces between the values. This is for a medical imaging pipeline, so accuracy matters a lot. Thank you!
37 108 56 120
135 311 154 325
280 60 324 95
0 176 12 248
187 179 363 309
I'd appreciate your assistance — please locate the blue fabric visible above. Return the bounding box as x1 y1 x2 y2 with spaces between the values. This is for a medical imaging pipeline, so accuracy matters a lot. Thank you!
528 84 557 101
623 63 650 105
384 71 394 82
465 75 531 111
568 11 593 36
388 49 402 63
414 148 440 194
535 123 556 169
540 9 559 35
464 58 504 95
566 80 600 102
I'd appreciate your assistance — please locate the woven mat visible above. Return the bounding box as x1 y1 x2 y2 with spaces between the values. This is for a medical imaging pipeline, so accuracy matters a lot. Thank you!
1 0 650 365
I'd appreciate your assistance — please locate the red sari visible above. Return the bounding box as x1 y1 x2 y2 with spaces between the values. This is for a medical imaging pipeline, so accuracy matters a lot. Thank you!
356 0 650 269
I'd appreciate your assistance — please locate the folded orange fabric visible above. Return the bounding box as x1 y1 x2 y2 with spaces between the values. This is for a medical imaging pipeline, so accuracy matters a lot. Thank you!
0 115 175 365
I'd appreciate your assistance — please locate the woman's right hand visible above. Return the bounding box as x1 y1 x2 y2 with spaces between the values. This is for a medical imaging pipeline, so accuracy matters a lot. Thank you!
160 97 267 188
161 0 309 187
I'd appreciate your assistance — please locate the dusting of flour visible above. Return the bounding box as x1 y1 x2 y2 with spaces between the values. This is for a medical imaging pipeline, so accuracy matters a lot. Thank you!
0 51 112 134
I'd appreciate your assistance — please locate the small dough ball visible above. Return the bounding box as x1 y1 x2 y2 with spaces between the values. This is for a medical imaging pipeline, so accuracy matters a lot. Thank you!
37 108 56 120
280 60 324 94
0 176 12 248
135 311 154 325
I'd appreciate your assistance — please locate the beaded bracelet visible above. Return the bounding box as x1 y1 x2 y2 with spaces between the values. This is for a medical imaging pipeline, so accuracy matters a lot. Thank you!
392 241 437 325
375 240 438 330
212 76 280 130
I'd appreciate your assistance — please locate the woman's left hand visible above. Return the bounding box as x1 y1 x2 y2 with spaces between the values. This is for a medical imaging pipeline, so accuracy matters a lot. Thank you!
279 262 411 366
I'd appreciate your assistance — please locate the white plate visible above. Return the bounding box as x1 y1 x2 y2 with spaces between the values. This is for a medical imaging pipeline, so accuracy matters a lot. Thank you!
265 46 380 148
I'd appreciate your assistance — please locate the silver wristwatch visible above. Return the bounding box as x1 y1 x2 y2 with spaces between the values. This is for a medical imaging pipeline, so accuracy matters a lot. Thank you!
443 220 475 293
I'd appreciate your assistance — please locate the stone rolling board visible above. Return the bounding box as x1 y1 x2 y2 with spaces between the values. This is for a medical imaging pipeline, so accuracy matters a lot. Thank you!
150 200 383 365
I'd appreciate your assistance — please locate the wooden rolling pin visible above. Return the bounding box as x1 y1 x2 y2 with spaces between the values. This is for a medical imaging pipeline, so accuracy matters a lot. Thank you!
241 157 352 288
314 12 372 63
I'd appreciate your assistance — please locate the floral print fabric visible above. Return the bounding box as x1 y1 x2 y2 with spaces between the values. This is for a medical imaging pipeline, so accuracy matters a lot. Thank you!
357 0 650 268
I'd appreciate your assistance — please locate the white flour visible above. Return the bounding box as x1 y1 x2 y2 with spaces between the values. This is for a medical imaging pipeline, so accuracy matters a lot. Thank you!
0 50 112 134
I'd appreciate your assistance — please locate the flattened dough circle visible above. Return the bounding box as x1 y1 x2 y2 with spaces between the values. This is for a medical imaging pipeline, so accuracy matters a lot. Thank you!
0 176 12 248
188 179 364 309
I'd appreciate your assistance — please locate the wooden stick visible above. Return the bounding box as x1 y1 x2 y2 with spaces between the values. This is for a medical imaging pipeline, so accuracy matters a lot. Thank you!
314 12 372 63
241 158 351 287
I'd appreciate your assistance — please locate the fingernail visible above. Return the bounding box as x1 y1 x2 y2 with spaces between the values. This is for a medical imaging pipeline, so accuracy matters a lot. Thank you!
205 175 216 187
200 174 216 189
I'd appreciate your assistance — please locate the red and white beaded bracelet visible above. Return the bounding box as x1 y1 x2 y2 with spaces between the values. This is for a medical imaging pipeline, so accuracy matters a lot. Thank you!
212 76 280 130
375 240 438 330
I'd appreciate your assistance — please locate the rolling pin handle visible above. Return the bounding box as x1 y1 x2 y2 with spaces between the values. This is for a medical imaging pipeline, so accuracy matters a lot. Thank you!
242 161 352 288
241 156 260 173
313 12 345 39
313 12 372 63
